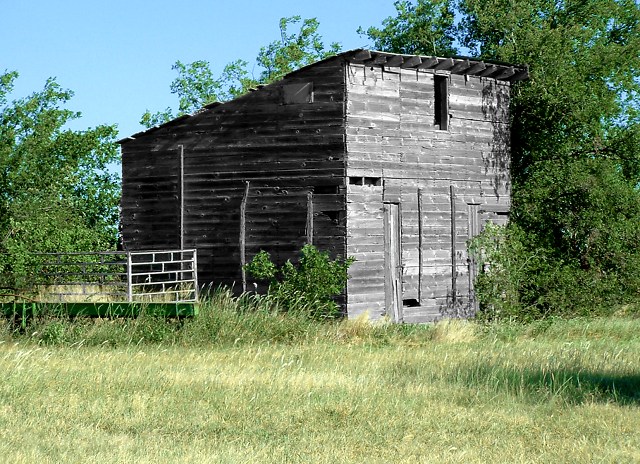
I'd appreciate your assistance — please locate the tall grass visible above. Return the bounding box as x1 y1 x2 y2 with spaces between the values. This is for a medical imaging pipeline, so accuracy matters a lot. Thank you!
0 312 638 463
1 289 638 408
0 287 431 348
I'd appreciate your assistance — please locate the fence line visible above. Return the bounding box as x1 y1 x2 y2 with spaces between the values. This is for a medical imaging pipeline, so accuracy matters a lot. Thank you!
0 249 198 303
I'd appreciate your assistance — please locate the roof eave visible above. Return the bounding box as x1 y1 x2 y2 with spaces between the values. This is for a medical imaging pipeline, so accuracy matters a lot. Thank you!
346 49 529 81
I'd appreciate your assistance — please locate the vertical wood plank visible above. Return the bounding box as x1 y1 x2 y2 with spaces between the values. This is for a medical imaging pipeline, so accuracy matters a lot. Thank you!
384 204 392 316
468 204 479 314
417 188 423 303
179 145 185 250
450 185 457 305
393 204 403 322
240 181 250 292
306 191 314 245
384 203 402 322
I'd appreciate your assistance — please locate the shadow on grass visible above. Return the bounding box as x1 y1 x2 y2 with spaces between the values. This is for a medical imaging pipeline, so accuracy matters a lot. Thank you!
386 358 640 405
453 364 640 405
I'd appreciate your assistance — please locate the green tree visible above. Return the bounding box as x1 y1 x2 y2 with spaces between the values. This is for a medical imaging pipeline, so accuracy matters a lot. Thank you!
470 159 640 320
140 16 341 128
457 0 640 180
139 59 257 128
256 16 341 83
362 0 640 318
0 71 120 282
358 0 458 56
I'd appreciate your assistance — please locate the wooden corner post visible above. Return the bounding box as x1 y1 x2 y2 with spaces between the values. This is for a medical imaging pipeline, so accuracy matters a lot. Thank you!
179 144 185 250
240 181 250 293
306 191 314 245
450 185 457 306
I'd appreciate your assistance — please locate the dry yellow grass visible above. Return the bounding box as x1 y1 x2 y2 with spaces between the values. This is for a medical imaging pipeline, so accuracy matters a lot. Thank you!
1 316 638 463
430 318 478 343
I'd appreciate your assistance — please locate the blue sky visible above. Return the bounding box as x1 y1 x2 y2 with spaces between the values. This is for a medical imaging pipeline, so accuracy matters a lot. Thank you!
2 0 398 141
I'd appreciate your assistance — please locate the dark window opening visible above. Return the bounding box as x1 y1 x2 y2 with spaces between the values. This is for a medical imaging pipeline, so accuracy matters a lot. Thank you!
319 210 342 225
403 298 420 307
434 75 449 130
313 185 339 194
283 82 314 105
350 176 381 186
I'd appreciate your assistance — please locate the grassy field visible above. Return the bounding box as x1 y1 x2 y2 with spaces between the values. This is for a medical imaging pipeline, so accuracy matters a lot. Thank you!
0 299 639 463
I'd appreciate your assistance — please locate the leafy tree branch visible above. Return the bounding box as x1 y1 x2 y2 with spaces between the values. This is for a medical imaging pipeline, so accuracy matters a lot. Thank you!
140 16 341 128
0 71 120 282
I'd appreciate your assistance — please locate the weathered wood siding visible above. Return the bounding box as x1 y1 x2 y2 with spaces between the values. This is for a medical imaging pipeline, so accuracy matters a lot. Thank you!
122 51 517 319
121 136 181 250
121 57 347 288
345 62 511 321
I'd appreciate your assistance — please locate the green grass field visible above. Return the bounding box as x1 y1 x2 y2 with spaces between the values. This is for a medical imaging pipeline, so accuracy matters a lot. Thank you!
0 298 638 463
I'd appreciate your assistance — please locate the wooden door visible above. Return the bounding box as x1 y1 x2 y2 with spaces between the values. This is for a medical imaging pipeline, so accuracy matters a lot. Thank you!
384 203 403 322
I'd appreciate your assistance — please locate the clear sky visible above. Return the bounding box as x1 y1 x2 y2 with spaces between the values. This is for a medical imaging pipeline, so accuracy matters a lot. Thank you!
2 0 398 141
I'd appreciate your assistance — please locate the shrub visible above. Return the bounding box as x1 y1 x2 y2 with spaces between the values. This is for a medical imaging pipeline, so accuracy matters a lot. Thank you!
244 244 354 320
469 220 640 322
468 222 533 320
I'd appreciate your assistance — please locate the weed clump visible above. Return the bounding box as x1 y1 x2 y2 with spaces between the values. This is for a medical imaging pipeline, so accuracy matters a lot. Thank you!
431 319 478 344
244 244 354 320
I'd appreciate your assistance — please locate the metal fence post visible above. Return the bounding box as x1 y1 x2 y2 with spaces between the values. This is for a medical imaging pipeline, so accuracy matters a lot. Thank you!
126 251 133 302
192 249 199 302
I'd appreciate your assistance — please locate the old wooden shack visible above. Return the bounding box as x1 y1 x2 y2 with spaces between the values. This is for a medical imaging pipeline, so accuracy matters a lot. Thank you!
119 49 528 322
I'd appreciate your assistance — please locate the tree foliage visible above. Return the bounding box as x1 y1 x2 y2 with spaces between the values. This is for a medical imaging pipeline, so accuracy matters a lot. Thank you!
457 0 640 180
255 16 341 83
0 71 120 282
363 0 640 318
470 160 640 320
140 16 341 128
358 0 458 56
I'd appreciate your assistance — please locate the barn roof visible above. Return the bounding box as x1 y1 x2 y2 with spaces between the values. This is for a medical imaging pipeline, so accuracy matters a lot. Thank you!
344 49 529 81
120 49 528 144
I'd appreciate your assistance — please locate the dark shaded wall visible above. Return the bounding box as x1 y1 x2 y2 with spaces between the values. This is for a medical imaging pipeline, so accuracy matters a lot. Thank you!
120 57 348 289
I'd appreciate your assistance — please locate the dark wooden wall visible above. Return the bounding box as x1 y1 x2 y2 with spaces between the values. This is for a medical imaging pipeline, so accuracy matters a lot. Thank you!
344 63 512 322
120 57 348 289
121 135 181 250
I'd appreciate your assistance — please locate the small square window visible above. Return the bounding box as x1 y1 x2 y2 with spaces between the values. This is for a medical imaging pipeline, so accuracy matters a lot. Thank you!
349 177 381 187
283 82 314 104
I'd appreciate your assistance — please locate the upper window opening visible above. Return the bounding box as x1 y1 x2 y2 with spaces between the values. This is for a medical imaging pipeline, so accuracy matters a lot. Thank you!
434 75 449 131
283 82 314 105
